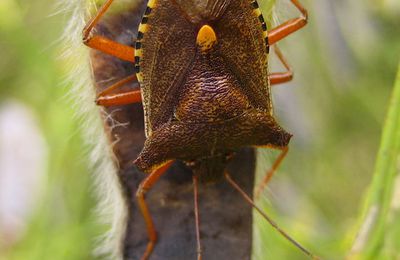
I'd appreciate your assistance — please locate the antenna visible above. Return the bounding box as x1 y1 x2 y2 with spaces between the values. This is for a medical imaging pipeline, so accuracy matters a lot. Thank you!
224 172 319 259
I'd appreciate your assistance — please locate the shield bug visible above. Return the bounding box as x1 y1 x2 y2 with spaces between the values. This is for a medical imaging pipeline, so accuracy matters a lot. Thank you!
83 0 316 259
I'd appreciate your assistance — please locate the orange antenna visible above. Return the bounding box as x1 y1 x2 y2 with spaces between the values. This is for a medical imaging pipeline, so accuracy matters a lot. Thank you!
224 172 319 259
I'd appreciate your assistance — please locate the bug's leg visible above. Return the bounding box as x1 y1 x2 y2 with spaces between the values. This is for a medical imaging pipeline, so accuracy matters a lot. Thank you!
136 161 174 260
267 0 308 46
224 171 319 259
96 89 142 106
193 175 202 260
269 45 293 86
83 0 135 62
96 75 142 107
254 146 289 199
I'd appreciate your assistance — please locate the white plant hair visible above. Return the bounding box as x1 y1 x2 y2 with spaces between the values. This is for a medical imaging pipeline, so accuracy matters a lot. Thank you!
57 0 129 259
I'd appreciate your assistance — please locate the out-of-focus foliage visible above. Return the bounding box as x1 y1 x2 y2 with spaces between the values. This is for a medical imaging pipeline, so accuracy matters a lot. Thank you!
254 0 400 259
0 0 398 259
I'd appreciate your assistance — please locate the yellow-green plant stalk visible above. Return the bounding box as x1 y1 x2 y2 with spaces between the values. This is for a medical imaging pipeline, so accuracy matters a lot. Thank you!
349 63 400 259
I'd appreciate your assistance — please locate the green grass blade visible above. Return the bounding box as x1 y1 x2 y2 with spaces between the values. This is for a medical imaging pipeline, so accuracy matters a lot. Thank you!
349 62 400 259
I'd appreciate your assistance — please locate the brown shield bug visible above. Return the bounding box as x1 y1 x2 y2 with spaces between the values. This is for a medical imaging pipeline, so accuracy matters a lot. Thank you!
83 0 317 259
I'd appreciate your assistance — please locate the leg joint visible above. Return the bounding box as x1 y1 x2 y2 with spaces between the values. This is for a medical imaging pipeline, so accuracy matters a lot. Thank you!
136 186 147 198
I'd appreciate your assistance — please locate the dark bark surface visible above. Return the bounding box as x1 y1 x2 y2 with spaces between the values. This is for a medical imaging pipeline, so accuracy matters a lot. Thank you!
89 1 255 259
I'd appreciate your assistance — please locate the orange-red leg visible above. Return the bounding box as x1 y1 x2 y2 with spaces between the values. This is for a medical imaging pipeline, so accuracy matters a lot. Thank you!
254 146 289 200
96 90 142 106
224 172 318 259
267 0 308 46
193 175 202 260
135 161 174 260
96 75 142 107
269 45 293 86
82 0 135 62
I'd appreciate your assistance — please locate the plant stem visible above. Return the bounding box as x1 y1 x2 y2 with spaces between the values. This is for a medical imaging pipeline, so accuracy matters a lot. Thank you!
349 62 400 259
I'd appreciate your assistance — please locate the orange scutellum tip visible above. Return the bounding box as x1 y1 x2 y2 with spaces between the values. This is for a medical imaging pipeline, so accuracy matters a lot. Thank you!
196 25 217 52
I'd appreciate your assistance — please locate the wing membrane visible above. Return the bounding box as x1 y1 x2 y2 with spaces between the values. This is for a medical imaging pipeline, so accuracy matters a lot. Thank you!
173 0 232 23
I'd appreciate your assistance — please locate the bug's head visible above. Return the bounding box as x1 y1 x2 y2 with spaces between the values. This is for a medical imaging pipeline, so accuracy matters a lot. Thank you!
185 152 235 183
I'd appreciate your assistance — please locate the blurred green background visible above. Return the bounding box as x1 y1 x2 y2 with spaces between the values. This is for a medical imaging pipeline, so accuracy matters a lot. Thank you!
0 0 399 259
